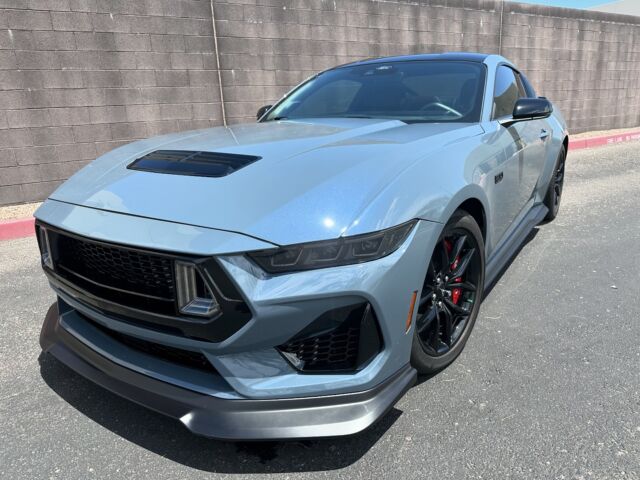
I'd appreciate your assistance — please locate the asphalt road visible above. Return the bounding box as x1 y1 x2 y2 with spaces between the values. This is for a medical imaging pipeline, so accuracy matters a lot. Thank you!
1 141 639 480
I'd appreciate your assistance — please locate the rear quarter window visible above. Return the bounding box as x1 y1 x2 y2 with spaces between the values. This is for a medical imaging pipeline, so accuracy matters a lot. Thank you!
519 73 537 98
492 66 520 119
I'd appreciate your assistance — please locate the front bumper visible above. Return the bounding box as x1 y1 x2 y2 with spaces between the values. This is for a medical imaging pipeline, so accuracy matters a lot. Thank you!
41 302 416 440
35 199 443 439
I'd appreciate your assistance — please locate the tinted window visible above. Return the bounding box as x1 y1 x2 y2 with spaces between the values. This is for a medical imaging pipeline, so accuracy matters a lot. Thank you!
492 66 521 119
282 79 361 118
519 73 537 98
265 61 486 123
515 74 527 97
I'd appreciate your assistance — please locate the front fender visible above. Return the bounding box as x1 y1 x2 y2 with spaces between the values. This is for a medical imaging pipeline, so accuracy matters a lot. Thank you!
437 183 490 228
343 132 492 243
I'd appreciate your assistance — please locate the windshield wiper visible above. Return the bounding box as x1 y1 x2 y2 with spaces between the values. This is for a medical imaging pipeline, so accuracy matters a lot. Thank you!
301 115 376 120
269 115 375 121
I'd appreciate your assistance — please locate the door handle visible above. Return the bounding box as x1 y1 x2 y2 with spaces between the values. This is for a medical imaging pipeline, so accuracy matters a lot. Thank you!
539 129 549 140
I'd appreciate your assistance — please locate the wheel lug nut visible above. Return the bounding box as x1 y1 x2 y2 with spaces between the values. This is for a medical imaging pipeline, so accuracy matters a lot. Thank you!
445 276 449 282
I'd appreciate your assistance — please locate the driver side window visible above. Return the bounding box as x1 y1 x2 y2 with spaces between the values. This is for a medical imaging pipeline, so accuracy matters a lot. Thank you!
492 66 521 119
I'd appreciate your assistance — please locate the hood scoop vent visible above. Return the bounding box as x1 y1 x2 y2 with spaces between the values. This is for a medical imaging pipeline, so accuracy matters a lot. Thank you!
127 150 261 178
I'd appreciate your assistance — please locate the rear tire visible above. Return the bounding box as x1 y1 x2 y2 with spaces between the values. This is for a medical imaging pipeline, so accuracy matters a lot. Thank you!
543 145 566 222
410 211 485 375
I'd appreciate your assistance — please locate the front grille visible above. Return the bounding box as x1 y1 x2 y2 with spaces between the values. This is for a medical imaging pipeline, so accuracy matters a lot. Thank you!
89 317 216 373
37 223 254 343
58 233 175 299
277 303 383 373
48 229 177 316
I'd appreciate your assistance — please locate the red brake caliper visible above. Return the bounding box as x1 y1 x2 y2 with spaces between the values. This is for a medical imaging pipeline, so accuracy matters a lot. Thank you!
444 239 463 305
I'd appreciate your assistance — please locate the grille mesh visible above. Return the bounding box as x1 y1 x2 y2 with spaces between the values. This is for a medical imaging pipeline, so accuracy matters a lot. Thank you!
56 234 175 300
276 302 385 372
279 324 361 370
89 317 216 373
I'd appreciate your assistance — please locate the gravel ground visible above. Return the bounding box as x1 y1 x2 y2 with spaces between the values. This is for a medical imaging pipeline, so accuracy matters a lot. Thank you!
0 202 40 221
0 141 638 479
571 126 640 139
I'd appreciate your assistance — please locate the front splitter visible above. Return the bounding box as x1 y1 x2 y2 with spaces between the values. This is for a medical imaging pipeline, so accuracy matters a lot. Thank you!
40 302 417 440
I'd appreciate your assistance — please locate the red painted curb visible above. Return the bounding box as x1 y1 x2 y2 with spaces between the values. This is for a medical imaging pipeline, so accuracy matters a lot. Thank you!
0 218 35 241
569 130 640 150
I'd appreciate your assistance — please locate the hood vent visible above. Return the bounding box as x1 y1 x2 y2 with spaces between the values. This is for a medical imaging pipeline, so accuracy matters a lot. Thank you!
127 150 261 178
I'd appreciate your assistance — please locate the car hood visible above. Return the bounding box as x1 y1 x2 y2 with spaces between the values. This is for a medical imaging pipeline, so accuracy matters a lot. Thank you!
50 118 482 245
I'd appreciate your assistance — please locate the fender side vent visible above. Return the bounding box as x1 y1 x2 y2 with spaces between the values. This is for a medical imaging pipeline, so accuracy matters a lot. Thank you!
128 150 261 178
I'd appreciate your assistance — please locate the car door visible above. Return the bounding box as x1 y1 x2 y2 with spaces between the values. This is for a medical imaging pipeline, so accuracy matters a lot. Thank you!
487 65 529 247
516 72 552 205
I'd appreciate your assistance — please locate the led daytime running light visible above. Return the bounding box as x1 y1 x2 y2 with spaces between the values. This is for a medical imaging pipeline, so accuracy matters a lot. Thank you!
248 220 417 274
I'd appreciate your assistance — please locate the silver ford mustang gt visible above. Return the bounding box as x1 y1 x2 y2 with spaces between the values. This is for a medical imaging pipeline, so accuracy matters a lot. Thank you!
36 53 568 440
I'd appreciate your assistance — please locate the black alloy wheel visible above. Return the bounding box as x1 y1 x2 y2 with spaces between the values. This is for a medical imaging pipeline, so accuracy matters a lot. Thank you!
552 154 565 208
544 145 566 222
411 211 485 374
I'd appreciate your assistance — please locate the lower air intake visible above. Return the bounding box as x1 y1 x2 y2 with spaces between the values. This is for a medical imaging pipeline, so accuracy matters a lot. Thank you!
89 317 217 374
277 303 383 373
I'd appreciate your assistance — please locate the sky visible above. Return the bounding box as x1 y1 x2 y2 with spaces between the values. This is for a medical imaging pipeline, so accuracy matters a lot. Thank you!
507 0 640 16
508 0 611 7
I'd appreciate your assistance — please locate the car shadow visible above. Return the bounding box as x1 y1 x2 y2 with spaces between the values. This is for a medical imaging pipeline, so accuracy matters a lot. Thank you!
414 226 540 387
483 226 539 298
37 227 540 472
38 352 402 473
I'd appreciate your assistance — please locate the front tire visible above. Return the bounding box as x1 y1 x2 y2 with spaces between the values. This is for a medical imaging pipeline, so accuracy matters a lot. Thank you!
411 211 485 375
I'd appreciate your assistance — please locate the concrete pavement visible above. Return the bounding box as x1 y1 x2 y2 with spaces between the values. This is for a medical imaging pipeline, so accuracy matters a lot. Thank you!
1 141 639 479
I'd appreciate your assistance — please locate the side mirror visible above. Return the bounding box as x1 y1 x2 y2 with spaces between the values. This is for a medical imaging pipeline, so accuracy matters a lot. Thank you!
500 98 553 127
513 97 553 120
256 105 273 121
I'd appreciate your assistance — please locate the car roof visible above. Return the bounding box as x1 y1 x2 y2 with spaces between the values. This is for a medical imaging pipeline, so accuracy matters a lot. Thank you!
334 52 491 69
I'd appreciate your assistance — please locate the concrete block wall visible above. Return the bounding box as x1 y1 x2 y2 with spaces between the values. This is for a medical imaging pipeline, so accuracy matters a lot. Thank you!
1 0 639 205
214 0 503 124
214 0 640 130
500 2 640 134
0 0 223 205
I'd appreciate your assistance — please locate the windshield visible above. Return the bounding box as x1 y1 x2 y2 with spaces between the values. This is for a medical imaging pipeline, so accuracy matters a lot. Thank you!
264 61 486 124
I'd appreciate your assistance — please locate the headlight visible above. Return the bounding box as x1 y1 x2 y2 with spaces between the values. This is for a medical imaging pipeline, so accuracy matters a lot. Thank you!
247 220 417 274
